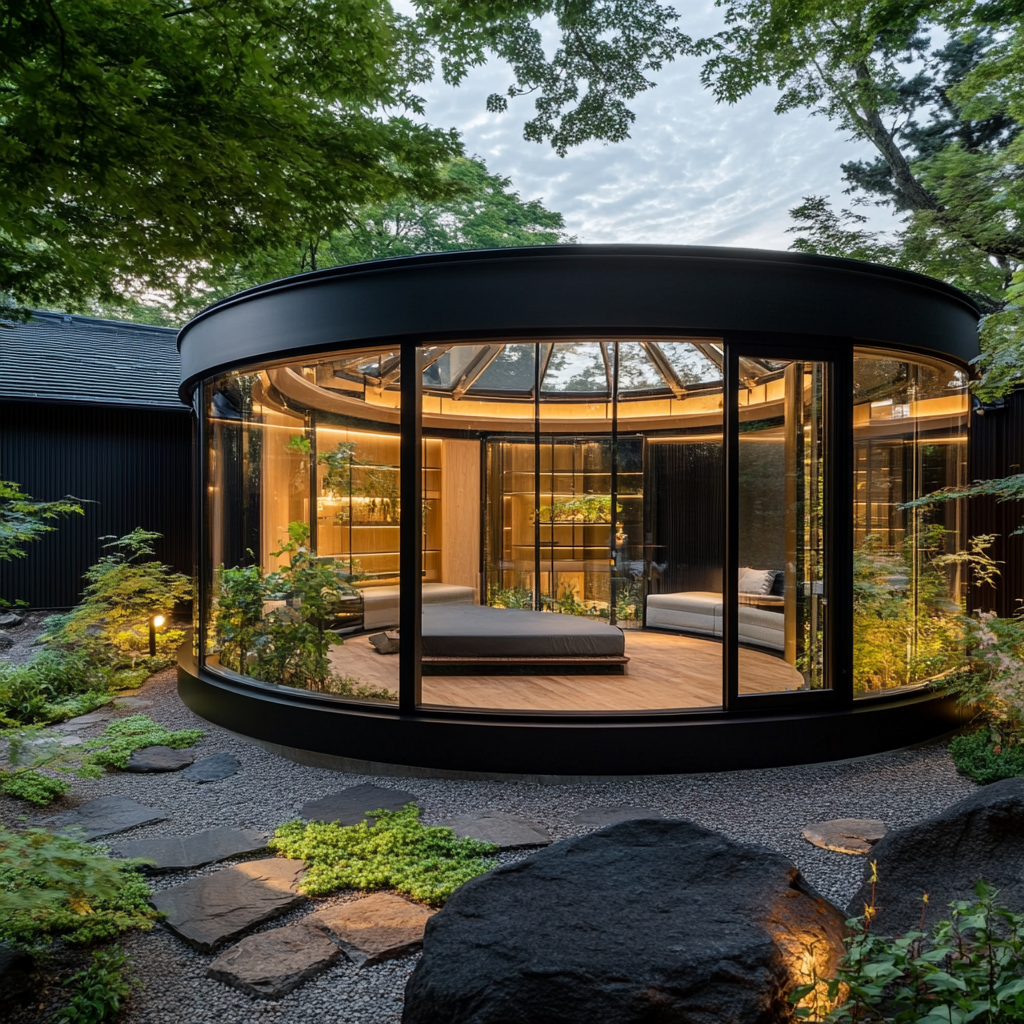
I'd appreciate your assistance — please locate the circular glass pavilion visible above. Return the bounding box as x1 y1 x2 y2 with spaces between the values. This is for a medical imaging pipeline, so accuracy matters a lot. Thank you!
178 246 978 775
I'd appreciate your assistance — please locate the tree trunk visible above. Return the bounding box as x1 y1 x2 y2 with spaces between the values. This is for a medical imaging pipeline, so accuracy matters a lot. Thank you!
855 64 937 213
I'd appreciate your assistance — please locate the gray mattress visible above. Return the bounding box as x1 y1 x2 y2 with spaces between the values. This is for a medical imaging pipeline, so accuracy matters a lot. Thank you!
421 605 625 659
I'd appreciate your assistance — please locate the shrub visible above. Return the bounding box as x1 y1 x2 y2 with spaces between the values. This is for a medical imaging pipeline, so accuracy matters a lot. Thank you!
950 728 1024 784
795 881 1024 1022
0 769 71 805
57 946 137 1024
212 521 394 698
0 650 108 728
269 805 497 906
44 528 191 673
0 828 160 948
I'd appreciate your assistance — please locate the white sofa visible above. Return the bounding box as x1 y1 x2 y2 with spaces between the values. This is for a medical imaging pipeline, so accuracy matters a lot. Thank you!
356 582 475 630
645 591 785 651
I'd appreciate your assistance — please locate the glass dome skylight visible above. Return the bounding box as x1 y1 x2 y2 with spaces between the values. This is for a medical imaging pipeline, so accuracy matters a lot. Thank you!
329 339 728 400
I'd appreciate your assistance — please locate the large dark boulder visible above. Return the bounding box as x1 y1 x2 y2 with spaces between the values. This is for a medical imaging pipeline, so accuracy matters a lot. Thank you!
402 818 847 1024
847 777 1024 934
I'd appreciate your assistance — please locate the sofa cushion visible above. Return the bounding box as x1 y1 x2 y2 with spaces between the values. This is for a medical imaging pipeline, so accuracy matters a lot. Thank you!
738 567 775 595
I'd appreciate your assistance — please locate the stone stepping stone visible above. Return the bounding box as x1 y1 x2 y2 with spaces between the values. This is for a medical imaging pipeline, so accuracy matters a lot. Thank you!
182 752 240 783
441 811 551 850
151 857 307 952
112 826 268 873
300 783 417 826
115 696 153 710
572 806 664 827
803 818 886 856
0 611 24 628
53 712 110 732
48 796 167 841
312 893 435 966
207 921 341 998
124 745 195 773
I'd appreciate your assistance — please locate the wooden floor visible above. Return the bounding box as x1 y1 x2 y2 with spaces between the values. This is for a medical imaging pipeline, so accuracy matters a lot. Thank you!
328 628 805 711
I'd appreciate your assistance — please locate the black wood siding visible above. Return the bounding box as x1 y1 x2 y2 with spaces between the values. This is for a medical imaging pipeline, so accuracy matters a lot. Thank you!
968 389 1024 617
1 402 192 609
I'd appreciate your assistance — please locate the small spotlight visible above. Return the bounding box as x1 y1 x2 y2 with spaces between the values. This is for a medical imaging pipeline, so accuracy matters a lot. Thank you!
153 614 166 628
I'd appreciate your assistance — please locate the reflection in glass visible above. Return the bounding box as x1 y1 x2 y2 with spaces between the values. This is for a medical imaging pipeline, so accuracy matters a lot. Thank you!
737 359 829 695
542 341 610 393
852 350 967 695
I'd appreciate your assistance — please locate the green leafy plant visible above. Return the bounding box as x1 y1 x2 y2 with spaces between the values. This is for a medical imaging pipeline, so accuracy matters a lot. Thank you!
794 881 1024 1022
212 522 394 700
941 613 1024 780
543 582 601 618
44 529 192 677
57 946 137 1024
315 674 397 701
950 729 1024 785
0 828 160 948
853 531 968 694
487 585 533 610
318 441 358 497
0 768 70 805
537 495 622 523
269 805 497 906
0 480 84 566
0 649 109 728
79 715 203 772
614 577 642 623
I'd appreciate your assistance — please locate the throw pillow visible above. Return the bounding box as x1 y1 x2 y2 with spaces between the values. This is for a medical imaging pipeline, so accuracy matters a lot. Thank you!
738 567 775 595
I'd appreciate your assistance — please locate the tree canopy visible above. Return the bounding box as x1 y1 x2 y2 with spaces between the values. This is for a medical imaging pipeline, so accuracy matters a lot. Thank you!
673 0 1022 399
93 155 572 324
1 0 686 320
0 0 461 319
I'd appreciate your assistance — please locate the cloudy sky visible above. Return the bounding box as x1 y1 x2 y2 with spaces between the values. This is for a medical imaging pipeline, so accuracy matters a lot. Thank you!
414 3 900 251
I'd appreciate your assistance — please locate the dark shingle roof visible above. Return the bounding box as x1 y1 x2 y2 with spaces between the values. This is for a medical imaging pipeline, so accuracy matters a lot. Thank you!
0 311 185 409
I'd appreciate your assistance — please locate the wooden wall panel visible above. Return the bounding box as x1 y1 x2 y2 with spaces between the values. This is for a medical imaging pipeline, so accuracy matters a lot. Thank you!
441 439 481 599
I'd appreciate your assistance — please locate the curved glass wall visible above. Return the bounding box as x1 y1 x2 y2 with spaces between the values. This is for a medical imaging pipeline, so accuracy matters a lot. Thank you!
200 339 968 713
852 349 968 695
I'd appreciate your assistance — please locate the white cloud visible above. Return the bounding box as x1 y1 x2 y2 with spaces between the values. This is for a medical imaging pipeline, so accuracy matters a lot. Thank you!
413 4 900 251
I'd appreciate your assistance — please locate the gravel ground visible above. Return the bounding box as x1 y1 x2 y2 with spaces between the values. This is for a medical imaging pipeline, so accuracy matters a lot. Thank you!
0 611 53 666
2 669 977 1024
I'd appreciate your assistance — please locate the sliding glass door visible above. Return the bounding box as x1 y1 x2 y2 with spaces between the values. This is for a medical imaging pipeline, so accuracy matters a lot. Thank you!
728 345 845 707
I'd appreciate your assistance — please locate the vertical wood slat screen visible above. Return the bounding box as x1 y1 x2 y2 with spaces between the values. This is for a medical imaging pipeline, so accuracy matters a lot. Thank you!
0 402 191 609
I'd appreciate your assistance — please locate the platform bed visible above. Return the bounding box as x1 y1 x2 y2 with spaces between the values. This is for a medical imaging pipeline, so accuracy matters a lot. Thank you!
419 605 629 673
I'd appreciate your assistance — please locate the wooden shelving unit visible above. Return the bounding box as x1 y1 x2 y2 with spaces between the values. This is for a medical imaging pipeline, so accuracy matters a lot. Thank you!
314 431 441 581
486 438 643 623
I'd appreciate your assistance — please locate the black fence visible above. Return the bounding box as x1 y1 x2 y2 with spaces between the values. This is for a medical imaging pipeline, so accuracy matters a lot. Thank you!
1 401 192 609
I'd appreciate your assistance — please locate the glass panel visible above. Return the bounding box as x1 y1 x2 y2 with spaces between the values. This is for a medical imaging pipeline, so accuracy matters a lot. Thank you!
659 341 722 385
468 343 537 392
418 338 725 713
615 341 665 392
737 359 829 695
852 350 968 696
203 349 400 704
542 341 610 394
423 345 490 390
